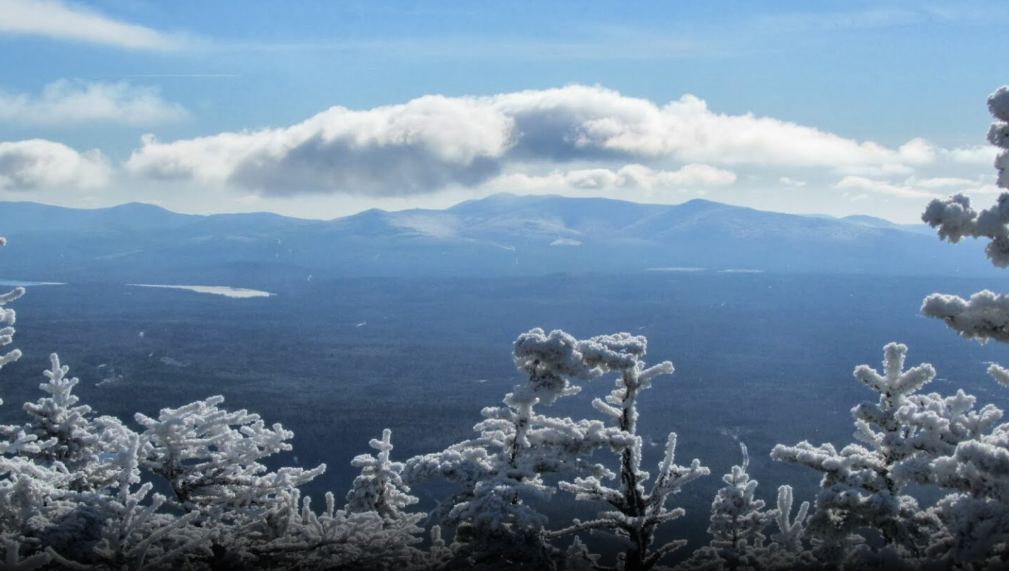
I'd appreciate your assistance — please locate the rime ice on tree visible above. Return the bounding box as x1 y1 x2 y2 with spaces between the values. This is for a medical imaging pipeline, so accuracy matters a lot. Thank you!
550 332 709 571
134 395 326 560
0 235 23 381
772 343 944 563
405 328 628 570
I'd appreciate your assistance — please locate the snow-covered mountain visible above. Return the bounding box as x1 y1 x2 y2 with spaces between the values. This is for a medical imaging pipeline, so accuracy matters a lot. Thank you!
0 193 992 285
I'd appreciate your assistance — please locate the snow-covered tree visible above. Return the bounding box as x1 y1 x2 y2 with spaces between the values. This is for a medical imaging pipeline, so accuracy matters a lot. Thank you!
772 343 943 564
767 486 809 557
134 395 326 559
0 236 23 383
699 444 777 570
79 432 210 571
20 354 124 491
346 429 420 521
550 332 709 571
922 87 1009 338
678 456 817 571
404 328 631 570
922 88 1009 268
913 85 1009 566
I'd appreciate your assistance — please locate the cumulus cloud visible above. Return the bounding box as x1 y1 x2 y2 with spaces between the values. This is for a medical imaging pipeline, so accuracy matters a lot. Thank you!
779 177 807 187
126 85 933 197
127 95 512 196
0 139 111 191
0 0 185 50
494 87 925 170
0 80 188 125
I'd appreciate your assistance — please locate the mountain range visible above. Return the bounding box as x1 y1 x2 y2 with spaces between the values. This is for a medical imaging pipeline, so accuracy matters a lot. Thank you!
0 193 997 287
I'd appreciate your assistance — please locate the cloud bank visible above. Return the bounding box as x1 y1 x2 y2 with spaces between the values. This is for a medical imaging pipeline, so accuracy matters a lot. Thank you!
126 85 938 197
0 80 188 125
0 0 185 51
0 139 110 191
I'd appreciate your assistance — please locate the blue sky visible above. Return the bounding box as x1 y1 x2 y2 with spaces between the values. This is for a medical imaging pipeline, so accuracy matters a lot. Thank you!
0 0 1006 221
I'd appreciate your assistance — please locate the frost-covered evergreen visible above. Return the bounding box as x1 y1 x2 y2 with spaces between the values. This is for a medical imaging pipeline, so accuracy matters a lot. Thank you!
735 84 1009 569
134 395 327 562
405 328 628 570
79 432 210 570
550 333 709 571
20 354 124 491
346 429 419 521
679 458 814 571
914 85 1009 567
699 444 776 570
772 343 945 564
922 88 1009 268
0 236 23 380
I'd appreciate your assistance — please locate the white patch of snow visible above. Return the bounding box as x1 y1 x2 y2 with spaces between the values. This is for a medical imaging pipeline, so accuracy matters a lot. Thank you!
129 284 274 298
0 280 65 286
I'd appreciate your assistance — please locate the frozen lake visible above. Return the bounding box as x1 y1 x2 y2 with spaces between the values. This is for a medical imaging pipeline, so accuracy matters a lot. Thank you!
127 284 274 298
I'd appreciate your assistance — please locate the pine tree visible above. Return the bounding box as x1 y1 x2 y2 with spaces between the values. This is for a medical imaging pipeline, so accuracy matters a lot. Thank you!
704 444 776 570
21 354 122 491
550 332 709 571
346 429 423 526
772 343 943 563
134 395 326 558
82 432 210 570
404 328 628 570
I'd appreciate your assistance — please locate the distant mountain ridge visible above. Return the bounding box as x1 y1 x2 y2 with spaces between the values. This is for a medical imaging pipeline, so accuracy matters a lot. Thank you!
0 194 995 287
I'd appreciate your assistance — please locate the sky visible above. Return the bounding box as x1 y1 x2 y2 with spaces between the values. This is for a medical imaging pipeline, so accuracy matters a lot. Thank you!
0 0 1006 223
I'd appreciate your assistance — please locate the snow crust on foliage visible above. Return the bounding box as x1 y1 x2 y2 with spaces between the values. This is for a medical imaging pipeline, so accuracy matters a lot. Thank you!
923 86 1009 266
5 328 1009 568
546 332 709 571
0 236 23 381
922 289 1009 343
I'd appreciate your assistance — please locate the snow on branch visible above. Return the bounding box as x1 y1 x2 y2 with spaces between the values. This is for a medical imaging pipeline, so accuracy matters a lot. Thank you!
134 393 326 560
552 331 706 571
772 343 946 563
922 87 1009 266
922 290 1009 344
346 429 422 527
0 235 24 382
853 342 935 405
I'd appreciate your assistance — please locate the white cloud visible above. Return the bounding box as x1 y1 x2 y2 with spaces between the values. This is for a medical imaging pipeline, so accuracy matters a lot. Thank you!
0 80 188 125
126 85 930 197
779 177 807 187
835 176 935 199
127 94 512 196
494 87 921 170
0 0 185 50
834 175 999 200
909 176 986 189
943 145 999 165
897 138 936 164
0 139 110 191
492 164 736 195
